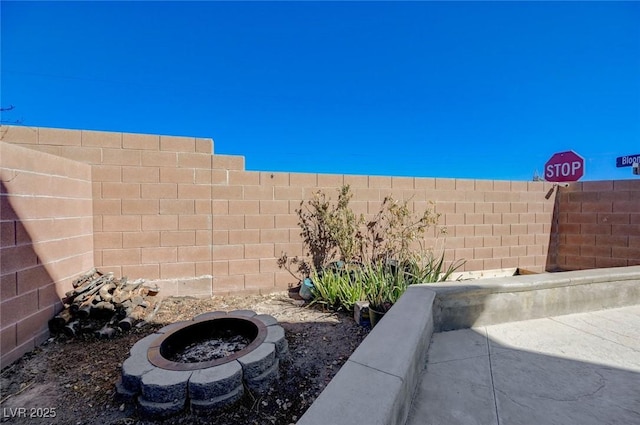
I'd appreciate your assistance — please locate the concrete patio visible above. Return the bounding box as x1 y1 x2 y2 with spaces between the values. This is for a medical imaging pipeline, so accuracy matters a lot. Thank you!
407 304 640 425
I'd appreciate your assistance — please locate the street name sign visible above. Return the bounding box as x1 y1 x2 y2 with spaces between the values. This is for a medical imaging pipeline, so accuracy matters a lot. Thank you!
616 154 640 168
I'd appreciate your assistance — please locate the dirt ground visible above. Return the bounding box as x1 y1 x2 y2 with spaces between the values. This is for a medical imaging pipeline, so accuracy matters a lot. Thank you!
0 289 369 425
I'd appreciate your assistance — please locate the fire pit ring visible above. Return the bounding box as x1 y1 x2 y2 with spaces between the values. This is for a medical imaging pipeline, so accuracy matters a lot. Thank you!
148 315 268 371
116 310 288 419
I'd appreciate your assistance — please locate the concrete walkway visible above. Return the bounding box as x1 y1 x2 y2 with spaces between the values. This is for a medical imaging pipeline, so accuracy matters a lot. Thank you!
406 305 640 425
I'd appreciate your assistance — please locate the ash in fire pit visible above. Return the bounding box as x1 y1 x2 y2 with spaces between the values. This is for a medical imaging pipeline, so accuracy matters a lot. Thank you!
170 331 251 363
154 315 265 370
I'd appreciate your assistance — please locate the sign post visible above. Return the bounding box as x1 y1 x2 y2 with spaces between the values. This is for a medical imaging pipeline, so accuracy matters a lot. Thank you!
544 150 585 182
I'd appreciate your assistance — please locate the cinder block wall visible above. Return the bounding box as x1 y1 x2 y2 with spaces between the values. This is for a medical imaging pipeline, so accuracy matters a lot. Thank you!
1 126 218 297
214 172 556 293
551 180 640 270
4 125 639 367
0 125 560 298
0 142 94 368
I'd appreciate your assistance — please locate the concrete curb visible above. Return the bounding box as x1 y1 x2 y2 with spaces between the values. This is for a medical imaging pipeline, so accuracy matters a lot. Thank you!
431 265 640 331
431 265 640 295
297 286 436 425
296 265 640 425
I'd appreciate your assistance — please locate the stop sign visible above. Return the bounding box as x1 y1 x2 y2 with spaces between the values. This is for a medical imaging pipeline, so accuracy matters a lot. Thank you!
544 150 585 182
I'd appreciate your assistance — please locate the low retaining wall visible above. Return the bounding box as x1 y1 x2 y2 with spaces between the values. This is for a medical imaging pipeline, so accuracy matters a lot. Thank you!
296 265 640 425
297 286 435 425
432 265 640 331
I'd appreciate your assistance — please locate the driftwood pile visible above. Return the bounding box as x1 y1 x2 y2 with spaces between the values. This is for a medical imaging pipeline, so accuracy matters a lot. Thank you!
48 268 159 339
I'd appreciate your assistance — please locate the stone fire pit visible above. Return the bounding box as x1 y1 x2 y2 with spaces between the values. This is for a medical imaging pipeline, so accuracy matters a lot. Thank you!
116 310 288 418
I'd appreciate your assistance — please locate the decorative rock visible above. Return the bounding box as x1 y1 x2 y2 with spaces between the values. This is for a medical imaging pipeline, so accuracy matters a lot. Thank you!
265 325 288 357
354 301 370 327
156 320 191 334
228 309 257 318
137 396 185 419
194 311 228 321
115 379 137 401
238 343 276 380
189 361 243 401
120 352 156 393
140 368 192 403
255 314 278 327
245 359 280 393
190 386 244 415
129 333 160 357
117 309 287 416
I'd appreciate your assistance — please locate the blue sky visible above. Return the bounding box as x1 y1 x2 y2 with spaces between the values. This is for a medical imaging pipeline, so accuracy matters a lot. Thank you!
2 1 639 181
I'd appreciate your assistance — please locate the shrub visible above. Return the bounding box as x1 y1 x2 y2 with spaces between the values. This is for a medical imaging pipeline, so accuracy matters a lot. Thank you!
279 185 364 277
278 185 443 278
309 266 368 312
277 184 465 313
363 197 442 264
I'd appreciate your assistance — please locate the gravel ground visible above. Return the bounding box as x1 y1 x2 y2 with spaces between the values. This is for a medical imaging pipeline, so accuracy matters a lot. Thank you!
0 289 369 425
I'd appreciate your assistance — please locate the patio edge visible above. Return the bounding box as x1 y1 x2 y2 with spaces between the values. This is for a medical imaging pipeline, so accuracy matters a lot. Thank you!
296 265 640 425
296 285 436 425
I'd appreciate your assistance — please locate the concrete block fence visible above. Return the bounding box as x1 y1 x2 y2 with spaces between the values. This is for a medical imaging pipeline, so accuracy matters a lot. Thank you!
550 180 640 270
1 124 639 368
1 142 94 367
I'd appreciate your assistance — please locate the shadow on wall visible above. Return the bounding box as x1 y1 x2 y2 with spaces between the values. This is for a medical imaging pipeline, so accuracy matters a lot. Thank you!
411 322 640 425
545 180 640 271
545 184 562 272
0 181 58 369
430 284 489 332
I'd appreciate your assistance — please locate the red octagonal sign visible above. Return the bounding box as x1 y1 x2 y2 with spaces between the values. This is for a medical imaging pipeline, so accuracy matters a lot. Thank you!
545 150 585 182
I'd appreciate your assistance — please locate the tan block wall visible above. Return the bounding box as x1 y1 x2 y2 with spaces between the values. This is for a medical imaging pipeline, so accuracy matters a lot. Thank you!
0 125 562 298
213 172 557 293
1 126 215 294
1 124 638 368
0 141 94 368
551 180 640 270
6 124 640 364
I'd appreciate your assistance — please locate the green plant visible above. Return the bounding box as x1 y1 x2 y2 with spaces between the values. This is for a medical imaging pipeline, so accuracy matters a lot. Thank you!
309 267 368 312
403 250 466 285
277 185 465 312
362 261 408 312
364 251 465 313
